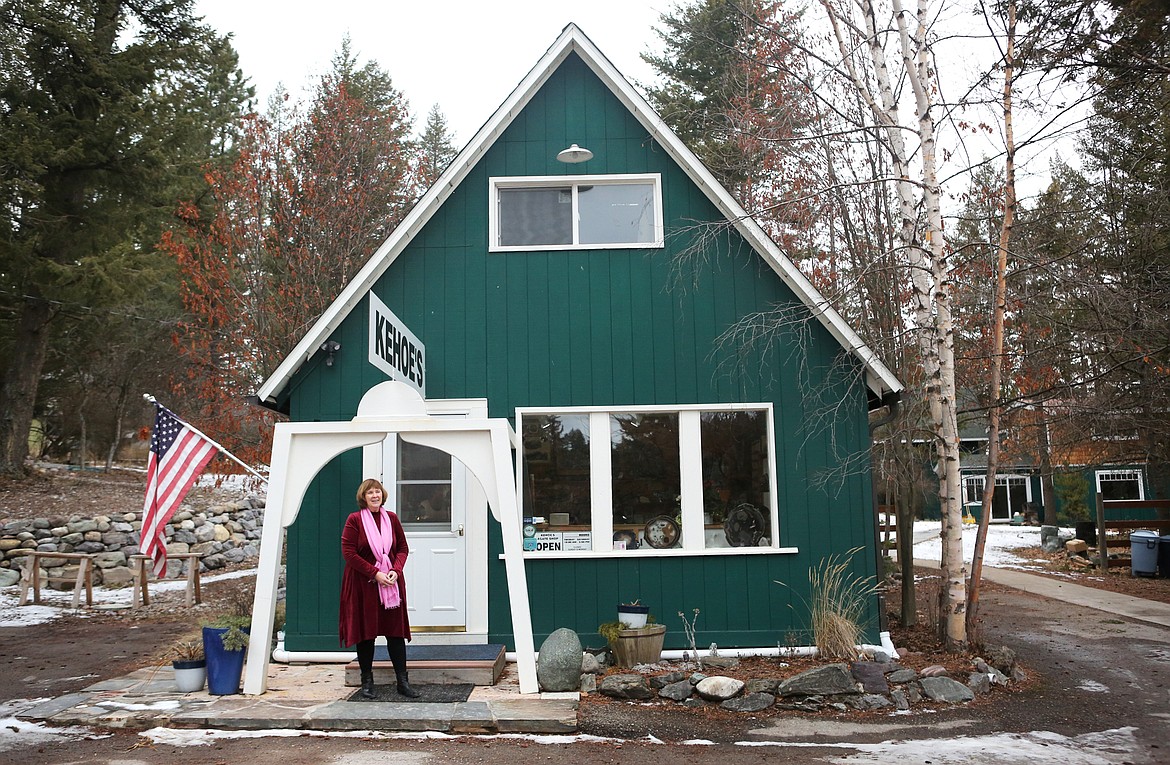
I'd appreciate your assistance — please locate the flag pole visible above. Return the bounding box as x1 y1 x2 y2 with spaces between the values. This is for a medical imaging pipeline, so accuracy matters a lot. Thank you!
143 394 269 484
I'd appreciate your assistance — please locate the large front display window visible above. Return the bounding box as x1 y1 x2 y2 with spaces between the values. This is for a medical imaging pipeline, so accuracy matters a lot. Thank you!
518 405 778 555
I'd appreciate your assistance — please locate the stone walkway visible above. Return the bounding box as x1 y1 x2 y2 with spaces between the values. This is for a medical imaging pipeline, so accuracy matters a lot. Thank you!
16 660 579 734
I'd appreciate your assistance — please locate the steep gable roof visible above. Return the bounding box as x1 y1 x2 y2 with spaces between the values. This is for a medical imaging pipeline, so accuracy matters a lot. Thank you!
255 23 902 410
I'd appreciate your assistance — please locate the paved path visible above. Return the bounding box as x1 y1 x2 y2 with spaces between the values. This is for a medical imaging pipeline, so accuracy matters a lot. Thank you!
908 525 1170 628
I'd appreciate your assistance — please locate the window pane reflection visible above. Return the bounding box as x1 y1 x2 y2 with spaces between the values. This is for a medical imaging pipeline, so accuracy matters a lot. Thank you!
611 413 680 533
398 438 451 527
522 414 591 525
700 411 771 548
578 183 656 244
499 187 573 246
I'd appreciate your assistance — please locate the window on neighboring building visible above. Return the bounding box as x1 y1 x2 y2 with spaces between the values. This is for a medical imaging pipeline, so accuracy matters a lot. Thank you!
963 475 985 505
1096 469 1144 501
491 174 663 251
518 405 777 555
961 473 1034 521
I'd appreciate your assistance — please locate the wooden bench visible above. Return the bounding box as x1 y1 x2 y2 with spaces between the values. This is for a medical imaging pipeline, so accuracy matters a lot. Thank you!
128 553 204 608
1095 495 1170 571
18 552 96 609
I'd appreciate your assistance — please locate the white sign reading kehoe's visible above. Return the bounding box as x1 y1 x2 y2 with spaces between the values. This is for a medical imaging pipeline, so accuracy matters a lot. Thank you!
368 293 426 396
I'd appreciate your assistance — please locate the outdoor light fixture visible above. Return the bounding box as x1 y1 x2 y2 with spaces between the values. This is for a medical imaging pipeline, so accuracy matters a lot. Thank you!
320 340 341 367
556 143 593 163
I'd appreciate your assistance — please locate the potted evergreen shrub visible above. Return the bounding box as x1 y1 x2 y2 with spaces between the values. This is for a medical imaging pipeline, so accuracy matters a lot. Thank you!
169 638 206 693
202 612 251 695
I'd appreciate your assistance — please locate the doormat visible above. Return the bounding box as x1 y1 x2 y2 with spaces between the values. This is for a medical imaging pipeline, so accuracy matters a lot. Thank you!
346 683 474 703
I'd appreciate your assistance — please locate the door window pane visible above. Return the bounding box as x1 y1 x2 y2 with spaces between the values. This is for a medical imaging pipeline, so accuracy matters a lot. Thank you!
397 438 451 527
611 413 680 542
578 183 656 244
522 414 591 526
498 187 572 246
700 411 771 548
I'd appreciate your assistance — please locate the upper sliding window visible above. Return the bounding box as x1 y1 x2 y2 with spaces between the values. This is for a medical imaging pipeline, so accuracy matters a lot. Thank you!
490 174 664 251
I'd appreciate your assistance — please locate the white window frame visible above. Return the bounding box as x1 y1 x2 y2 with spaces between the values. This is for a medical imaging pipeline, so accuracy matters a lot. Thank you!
1095 468 1145 500
962 474 1037 512
962 475 985 505
489 173 664 252
514 403 795 559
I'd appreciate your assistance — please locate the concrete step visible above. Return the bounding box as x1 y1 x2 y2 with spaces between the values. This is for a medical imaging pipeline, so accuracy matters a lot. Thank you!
344 643 506 687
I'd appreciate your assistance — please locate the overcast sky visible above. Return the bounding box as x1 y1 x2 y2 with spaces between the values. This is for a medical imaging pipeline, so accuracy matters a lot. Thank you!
194 1 670 146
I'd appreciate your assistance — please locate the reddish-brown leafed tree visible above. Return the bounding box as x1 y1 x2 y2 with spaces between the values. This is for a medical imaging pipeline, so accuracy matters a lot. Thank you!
160 49 416 468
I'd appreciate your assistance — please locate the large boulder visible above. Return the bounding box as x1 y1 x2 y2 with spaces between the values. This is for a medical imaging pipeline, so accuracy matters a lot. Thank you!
851 660 890 693
919 676 975 703
721 692 774 712
658 679 695 701
778 663 859 697
537 627 584 692
599 673 654 700
695 675 744 701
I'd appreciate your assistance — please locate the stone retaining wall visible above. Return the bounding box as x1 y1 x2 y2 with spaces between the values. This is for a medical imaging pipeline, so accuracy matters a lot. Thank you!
0 495 266 589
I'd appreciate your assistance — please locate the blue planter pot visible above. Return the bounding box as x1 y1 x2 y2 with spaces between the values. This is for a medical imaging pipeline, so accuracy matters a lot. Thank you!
202 626 250 695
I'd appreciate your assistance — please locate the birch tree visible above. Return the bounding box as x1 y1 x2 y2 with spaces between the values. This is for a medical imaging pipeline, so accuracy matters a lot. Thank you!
818 0 966 648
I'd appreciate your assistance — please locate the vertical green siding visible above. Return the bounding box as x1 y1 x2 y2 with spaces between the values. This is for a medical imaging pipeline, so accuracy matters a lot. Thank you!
282 52 881 652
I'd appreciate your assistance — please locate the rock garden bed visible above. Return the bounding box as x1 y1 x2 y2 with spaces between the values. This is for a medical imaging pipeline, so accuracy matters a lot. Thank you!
585 641 1025 718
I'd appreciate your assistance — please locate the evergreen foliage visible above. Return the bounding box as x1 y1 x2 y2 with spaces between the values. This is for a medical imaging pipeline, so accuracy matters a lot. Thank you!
0 0 252 474
417 104 458 190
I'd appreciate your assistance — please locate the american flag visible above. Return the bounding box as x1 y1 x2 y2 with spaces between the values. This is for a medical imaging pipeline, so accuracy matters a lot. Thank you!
141 406 219 577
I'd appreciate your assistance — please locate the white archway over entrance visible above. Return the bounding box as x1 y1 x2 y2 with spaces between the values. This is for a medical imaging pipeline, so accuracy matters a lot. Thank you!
243 382 537 694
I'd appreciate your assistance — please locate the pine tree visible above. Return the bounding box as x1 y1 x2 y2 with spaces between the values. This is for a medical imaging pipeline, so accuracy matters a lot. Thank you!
0 0 251 475
418 105 458 190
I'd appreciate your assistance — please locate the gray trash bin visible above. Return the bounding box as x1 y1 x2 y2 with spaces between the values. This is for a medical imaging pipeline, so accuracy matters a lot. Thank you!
1131 530 1159 576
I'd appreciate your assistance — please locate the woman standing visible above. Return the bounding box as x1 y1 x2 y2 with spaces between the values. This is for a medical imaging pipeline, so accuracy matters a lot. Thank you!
339 478 420 699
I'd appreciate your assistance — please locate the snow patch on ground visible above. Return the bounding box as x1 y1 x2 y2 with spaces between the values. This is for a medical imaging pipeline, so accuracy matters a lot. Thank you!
131 725 1146 762
908 521 1071 571
1078 680 1111 693
735 727 1142 764
0 700 109 754
140 727 628 746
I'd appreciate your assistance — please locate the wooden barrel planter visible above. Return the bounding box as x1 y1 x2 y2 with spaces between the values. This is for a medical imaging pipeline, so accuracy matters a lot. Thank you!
609 624 666 667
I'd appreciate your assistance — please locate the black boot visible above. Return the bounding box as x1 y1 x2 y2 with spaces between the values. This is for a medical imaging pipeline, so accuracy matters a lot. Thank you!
395 671 421 698
360 672 376 700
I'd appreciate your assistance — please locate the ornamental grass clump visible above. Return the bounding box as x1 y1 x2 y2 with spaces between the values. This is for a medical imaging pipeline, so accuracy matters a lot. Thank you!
807 547 879 660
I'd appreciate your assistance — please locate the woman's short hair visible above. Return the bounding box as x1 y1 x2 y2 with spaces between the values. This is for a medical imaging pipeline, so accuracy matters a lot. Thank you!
356 478 388 508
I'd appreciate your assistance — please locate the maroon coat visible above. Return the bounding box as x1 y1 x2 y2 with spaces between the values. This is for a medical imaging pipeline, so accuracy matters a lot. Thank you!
339 509 411 647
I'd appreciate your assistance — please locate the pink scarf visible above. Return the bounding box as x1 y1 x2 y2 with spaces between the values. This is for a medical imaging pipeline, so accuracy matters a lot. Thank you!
360 508 401 609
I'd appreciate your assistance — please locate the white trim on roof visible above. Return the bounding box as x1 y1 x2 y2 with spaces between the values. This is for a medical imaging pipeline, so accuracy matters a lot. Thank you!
255 23 902 408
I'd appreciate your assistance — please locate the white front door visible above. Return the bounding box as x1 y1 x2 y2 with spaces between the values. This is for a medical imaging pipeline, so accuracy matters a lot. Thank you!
385 436 467 630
